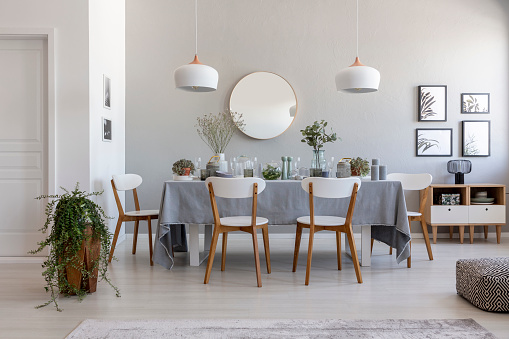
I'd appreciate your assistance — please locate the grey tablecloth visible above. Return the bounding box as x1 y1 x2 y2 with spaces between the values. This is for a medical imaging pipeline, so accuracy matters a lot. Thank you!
154 180 411 269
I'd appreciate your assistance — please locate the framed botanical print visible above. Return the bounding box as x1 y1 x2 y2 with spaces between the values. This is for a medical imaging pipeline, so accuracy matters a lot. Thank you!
416 128 452 157
461 93 489 113
462 120 490 157
103 75 111 109
418 85 447 121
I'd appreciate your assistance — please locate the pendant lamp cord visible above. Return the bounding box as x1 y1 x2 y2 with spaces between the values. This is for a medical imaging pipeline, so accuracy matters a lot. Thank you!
356 0 359 58
195 0 198 55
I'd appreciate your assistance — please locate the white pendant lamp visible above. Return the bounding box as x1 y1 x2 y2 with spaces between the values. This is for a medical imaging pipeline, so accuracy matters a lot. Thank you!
174 0 218 92
336 0 380 93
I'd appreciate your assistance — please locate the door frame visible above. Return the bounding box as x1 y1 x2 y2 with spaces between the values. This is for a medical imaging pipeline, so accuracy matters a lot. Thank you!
0 28 56 195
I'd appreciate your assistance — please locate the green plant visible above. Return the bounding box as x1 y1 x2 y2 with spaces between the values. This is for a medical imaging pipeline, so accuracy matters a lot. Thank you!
172 159 195 175
29 184 120 312
196 110 246 154
262 164 281 180
300 120 339 150
350 157 370 177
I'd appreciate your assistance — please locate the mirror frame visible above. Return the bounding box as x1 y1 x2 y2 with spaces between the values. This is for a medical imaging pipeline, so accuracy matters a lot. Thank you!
229 71 298 140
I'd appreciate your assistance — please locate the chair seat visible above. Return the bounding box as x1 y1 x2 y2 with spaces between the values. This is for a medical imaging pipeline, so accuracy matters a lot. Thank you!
297 215 346 226
407 211 422 217
220 216 268 226
125 209 159 217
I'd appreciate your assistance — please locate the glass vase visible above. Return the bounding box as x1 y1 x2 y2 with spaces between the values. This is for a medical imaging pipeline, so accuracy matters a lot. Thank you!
310 150 326 177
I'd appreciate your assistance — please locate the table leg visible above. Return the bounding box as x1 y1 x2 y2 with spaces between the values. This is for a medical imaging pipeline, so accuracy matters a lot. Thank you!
496 225 501 244
469 225 475 244
432 225 437 244
189 224 200 266
459 225 464 244
344 226 371 267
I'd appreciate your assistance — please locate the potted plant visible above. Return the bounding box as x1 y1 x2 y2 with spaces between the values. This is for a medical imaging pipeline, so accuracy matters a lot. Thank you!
300 120 339 176
172 159 195 180
350 157 370 177
196 110 246 172
29 184 120 312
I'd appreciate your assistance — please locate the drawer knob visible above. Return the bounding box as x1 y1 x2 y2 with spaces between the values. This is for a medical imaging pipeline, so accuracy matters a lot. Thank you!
486 208 489 211
448 208 451 211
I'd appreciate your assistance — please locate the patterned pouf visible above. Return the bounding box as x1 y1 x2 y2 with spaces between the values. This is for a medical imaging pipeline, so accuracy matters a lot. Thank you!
456 257 509 312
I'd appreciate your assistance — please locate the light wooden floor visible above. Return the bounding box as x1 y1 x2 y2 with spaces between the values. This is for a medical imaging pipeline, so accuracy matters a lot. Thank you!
1 233 508 339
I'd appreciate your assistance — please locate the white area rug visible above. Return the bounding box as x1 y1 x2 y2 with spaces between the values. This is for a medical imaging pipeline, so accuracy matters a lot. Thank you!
66 318 496 339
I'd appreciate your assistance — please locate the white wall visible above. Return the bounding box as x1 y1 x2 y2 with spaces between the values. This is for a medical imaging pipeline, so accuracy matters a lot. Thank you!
0 0 126 237
89 0 126 235
127 0 509 234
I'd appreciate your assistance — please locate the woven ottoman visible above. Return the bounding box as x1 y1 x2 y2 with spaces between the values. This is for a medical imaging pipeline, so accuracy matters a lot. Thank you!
456 257 509 312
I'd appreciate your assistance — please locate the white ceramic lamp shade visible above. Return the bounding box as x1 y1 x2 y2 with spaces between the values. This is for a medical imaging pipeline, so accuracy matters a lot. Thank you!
174 55 218 92
335 58 380 93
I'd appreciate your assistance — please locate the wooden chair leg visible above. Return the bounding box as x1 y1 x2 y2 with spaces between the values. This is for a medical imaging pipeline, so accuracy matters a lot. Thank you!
250 226 262 288
336 231 342 270
407 218 411 268
292 224 303 272
420 218 433 261
305 228 315 286
449 226 454 239
221 232 228 271
132 220 139 254
261 225 271 274
389 246 393 255
484 226 489 239
204 225 221 284
459 225 464 244
370 238 374 255
432 225 438 244
345 227 362 284
147 216 153 266
109 217 124 262
496 225 501 244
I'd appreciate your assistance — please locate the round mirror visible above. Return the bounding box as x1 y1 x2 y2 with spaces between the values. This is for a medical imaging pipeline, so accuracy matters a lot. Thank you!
229 72 297 140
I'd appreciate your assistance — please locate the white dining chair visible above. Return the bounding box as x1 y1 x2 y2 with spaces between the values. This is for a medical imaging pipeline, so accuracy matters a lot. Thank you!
110 174 159 266
293 177 362 285
204 177 270 287
380 173 434 268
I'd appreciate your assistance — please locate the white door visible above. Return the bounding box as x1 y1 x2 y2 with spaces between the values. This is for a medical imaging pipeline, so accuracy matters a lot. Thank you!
0 38 48 256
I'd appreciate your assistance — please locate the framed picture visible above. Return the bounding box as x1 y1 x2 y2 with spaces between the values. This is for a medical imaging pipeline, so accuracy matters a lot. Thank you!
103 75 111 109
461 93 489 113
462 120 490 157
416 128 452 157
102 117 112 142
418 85 447 121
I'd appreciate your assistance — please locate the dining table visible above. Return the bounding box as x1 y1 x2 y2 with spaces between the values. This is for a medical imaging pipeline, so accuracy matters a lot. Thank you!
153 179 411 270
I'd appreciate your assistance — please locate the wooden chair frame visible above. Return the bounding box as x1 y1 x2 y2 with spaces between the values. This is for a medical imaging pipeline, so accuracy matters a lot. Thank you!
109 179 158 266
204 181 270 288
293 181 362 285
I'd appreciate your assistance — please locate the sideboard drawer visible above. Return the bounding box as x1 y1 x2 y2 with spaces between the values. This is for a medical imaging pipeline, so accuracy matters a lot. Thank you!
469 205 506 224
431 206 469 224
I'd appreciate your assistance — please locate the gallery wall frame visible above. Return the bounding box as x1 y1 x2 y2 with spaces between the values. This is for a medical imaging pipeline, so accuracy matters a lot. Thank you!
102 117 112 142
418 85 447 121
461 93 489 113
416 128 452 157
462 120 490 157
103 74 111 109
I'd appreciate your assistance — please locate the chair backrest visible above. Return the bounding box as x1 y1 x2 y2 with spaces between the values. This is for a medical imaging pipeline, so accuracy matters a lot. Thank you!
112 174 142 191
386 173 432 191
301 177 361 199
205 177 266 198
112 174 143 215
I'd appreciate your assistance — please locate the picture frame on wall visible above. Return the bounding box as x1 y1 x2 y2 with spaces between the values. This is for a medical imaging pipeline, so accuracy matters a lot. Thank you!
416 128 452 157
461 93 489 113
462 120 490 157
103 75 111 109
102 117 112 142
418 85 447 121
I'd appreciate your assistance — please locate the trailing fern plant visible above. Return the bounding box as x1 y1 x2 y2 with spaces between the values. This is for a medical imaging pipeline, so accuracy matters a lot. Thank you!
29 183 120 311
